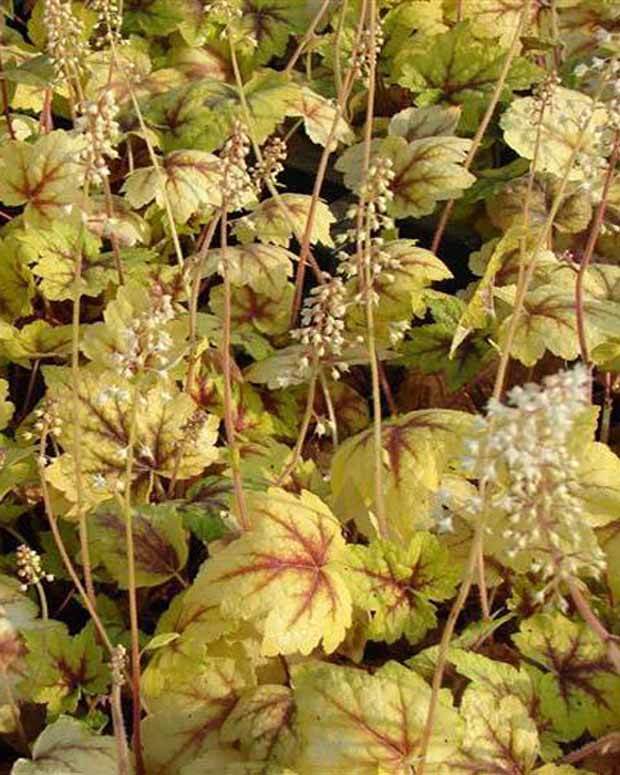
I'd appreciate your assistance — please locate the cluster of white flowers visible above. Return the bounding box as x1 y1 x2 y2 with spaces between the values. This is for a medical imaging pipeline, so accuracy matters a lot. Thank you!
252 136 287 191
219 120 255 211
291 275 348 379
110 292 176 378
16 545 54 592
463 366 606 599
75 91 120 186
110 644 127 685
353 17 385 87
204 0 242 24
90 0 123 47
44 0 88 81
21 402 62 443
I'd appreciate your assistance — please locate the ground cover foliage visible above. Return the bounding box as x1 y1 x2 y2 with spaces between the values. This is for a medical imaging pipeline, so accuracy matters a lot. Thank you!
1 0 620 772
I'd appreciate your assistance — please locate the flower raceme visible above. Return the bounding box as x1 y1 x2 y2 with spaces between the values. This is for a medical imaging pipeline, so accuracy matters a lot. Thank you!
463 366 607 603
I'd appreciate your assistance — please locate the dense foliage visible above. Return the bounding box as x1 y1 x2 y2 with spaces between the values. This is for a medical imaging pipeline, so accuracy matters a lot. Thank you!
1 0 620 772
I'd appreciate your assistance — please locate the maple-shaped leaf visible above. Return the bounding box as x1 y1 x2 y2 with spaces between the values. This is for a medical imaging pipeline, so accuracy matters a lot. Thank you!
12 716 121 775
123 149 223 224
142 71 299 152
88 502 188 588
202 243 295 298
21 623 109 715
190 488 351 656
342 532 459 644
393 22 541 131
293 660 461 773
220 685 298 767
331 409 474 541
496 284 581 366
48 369 219 502
501 87 610 183
2 320 73 364
0 131 85 226
17 222 112 301
597 520 620 604
336 136 475 219
233 193 335 247
209 282 294 336
487 175 593 235
389 105 462 141
289 87 354 149
0 236 35 322
449 691 540 773
457 0 547 45
513 612 620 741
142 656 248 775
578 441 620 528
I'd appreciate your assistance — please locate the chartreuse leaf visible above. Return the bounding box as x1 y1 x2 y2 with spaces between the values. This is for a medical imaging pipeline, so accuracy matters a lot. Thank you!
449 691 539 772
513 612 620 741
143 71 299 152
341 532 459 645
293 660 461 773
388 105 462 141
17 222 110 301
2 320 73 363
11 716 121 774
203 243 295 298
393 22 541 131
458 0 545 45
48 369 219 505
88 502 188 588
0 131 85 226
289 87 354 149
337 135 475 219
190 487 352 656
21 623 109 715
0 379 14 430
220 685 298 767
233 193 335 247
0 235 35 322
347 240 452 339
123 149 223 224
331 409 474 541
501 87 610 183
209 282 294 336
142 657 249 775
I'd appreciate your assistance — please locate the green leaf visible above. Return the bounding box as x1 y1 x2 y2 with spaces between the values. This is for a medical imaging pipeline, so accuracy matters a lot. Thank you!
2 320 73 363
0 235 35 322
209 282 294 336
220 685 298 767
342 532 459 644
89 502 188 588
336 135 475 219
144 632 181 652
123 150 223 224
393 22 541 131
202 243 295 298
331 409 474 541
22 623 109 715
189 488 352 656
513 611 620 741
18 222 109 301
0 379 14 431
289 87 354 148
388 105 462 141
233 194 335 247
48 370 220 505
11 716 122 774
0 131 85 226
450 691 539 773
293 660 461 772
501 87 610 183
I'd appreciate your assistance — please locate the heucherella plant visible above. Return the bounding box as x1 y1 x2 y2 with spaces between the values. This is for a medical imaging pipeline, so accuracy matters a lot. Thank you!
3 0 620 773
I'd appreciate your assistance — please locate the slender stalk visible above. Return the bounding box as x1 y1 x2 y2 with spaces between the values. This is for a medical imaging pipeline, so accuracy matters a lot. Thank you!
101 175 125 285
318 370 339 448
575 131 620 368
291 0 369 323
34 581 48 622
601 372 613 445
111 681 131 775
0 50 15 140
276 366 319 486
119 385 145 775
71 226 96 610
220 205 250 530
431 0 532 254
